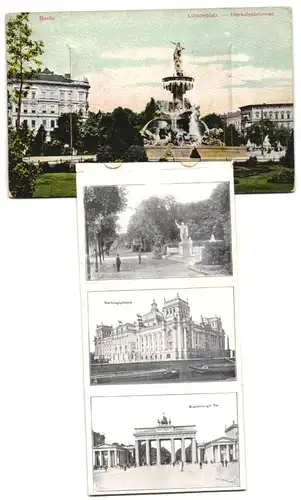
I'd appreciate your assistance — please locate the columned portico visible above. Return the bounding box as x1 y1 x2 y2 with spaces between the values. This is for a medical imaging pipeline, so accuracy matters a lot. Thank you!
134 416 197 467
93 443 135 469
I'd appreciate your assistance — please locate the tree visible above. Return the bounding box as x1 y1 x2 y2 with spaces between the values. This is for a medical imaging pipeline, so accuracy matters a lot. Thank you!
246 119 277 146
6 13 44 130
201 113 224 130
51 112 84 152
123 145 148 162
84 186 127 276
30 124 47 156
96 145 116 163
138 97 158 127
82 111 103 153
127 196 178 251
282 130 294 169
224 124 243 146
8 124 42 197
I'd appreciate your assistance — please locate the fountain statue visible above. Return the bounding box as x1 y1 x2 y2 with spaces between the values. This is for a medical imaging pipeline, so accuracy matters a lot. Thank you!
141 43 209 150
171 41 185 76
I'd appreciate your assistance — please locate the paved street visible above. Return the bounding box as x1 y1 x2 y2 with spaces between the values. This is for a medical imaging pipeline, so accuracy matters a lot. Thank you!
93 462 240 492
89 250 202 280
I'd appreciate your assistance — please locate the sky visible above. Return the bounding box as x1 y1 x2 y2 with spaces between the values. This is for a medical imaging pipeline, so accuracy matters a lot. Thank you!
117 181 219 233
91 392 238 445
12 7 293 114
88 287 236 351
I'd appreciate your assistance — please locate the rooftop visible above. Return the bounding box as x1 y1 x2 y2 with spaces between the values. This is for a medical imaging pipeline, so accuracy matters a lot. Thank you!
28 67 90 86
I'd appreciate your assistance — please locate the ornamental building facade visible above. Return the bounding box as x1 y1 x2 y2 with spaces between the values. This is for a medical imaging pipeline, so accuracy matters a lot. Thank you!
224 102 294 134
8 67 90 140
93 294 228 363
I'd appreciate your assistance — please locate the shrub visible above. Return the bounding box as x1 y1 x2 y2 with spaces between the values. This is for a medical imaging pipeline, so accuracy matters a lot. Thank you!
96 145 116 163
123 145 148 162
9 161 42 198
267 168 294 184
39 161 75 173
245 156 258 168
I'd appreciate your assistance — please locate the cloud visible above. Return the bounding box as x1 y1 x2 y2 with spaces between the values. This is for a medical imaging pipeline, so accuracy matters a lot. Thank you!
85 57 292 115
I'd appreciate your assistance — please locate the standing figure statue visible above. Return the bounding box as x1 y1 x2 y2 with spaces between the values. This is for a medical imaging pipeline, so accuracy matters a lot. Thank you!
175 220 189 241
171 41 185 76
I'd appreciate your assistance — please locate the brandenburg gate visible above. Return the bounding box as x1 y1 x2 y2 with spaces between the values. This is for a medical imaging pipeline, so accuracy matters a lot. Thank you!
133 414 197 466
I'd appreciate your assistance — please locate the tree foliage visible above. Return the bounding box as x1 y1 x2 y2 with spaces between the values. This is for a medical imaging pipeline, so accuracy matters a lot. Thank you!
30 124 47 156
123 145 148 162
6 12 44 129
126 183 231 253
8 124 42 197
84 186 128 273
51 112 84 152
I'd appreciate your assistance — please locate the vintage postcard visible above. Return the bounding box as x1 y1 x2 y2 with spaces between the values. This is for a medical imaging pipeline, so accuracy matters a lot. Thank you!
77 162 239 387
6 7 294 198
78 166 234 282
88 287 236 386
86 392 246 495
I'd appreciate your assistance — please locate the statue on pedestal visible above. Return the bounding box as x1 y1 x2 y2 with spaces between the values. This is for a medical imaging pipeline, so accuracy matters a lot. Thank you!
171 41 185 76
175 220 189 241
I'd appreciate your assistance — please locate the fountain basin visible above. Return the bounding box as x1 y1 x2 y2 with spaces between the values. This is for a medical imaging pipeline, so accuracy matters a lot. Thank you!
145 145 248 161
162 75 194 93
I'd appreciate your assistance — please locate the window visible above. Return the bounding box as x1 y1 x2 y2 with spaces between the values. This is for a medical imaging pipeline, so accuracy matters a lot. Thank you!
24 109 28 114
269 111 273 118
50 91 54 99
68 91 72 100
23 119 27 126
60 91 64 100
287 112 291 119
42 91 46 98
31 108 36 114
281 112 284 119
79 92 84 101
50 120 55 128
263 112 267 118
32 91 36 99
275 112 279 119
31 120 36 127
42 119 47 127
255 112 260 118
51 106 55 114
15 107 18 112
42 105 46 114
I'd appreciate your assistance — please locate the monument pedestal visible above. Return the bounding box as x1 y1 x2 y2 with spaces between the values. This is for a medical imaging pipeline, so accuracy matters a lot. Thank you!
179 240 190 258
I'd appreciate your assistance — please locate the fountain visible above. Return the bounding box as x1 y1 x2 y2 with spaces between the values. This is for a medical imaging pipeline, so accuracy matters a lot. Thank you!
141 42 247 161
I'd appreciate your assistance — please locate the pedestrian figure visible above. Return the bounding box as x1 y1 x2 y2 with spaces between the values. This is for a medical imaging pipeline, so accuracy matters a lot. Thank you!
138 248 142 264
116 253 121 272
181 460 184 471
225 459 228 467
173 461 175 467
199 461 203 470
221 459 224 467
105 464 108 472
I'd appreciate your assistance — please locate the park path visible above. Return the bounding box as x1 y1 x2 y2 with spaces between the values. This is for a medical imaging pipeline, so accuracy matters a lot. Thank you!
89 251 202 280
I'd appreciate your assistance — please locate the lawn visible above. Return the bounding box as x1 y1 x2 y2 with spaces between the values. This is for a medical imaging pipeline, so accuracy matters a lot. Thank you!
234 165 294 194
33 172 76 198
32 166 294 197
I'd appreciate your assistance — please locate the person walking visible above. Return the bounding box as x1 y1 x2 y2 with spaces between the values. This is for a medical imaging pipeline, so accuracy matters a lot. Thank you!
181 460 184 471
116 253 121 272
138 248 142 264
199 461 203 470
